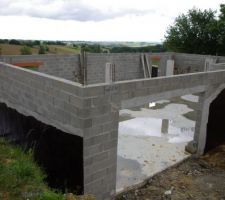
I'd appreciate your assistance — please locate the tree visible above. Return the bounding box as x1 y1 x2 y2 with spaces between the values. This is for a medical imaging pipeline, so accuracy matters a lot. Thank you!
0 39 8 44
9 39 21 45
20 46 32 55
217 4 225 55
33 40 41 46
164 7 223 55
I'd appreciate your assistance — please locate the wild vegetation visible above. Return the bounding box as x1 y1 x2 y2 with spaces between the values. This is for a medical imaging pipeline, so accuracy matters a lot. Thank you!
110 44 166 53
20 46 32 55
164 4 225 55
0 138 95 200
0 40 80 55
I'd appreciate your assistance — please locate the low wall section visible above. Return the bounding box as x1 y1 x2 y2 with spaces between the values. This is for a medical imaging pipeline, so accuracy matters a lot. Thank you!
0 54 80 81
86 53 172 84
173 53 225 73
0 62 86 137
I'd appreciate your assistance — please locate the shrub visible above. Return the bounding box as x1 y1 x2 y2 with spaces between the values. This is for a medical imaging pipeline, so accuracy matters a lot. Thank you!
20 46 32 55
39 45 46 54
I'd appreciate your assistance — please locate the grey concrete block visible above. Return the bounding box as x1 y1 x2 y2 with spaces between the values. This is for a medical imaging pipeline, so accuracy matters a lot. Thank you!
83 125 104 138
84 151 109 166
84 133 111 147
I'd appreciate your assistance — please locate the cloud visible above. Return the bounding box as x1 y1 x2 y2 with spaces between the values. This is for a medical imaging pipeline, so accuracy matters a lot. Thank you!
0 0 222 42
0 0 154 21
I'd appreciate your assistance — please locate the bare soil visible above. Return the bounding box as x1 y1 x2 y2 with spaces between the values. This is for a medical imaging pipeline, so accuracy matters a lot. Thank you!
116 144 225 200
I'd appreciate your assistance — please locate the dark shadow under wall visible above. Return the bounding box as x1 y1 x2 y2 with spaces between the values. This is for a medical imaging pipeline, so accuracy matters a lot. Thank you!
205 89 225 152
0 103 83 194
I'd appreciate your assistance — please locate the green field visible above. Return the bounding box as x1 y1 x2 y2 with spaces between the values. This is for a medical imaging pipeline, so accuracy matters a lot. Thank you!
0 44 80 55
0 40 164 55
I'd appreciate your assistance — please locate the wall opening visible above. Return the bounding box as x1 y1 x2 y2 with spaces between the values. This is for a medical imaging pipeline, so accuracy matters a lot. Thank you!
117 93 198 192
0 103 83 194
205 89 225 152
150 55 160 77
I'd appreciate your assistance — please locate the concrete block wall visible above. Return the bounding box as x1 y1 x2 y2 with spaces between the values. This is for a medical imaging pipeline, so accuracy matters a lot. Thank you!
149 52 173 76
86 53 173 84
0 61 85 137
0 61 120 199
86 53 144 84
2 56 225 199
173 53 206 73
0 54 80 82
217 56 225 63
3 52 225 200
2 53 225 86
173 53 225 73
0 53 176 85
0 53 173 85
81 85 120 199
87 52 225 81
80 69 225 198
80 70 225 199
190 83 225 155
209 63 225 71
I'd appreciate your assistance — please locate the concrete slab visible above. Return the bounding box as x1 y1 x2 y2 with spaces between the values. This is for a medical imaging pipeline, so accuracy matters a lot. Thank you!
116 101 196 192
181 94 199 103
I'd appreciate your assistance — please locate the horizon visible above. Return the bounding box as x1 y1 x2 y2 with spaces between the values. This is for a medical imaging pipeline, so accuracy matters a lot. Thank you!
0 38 161 43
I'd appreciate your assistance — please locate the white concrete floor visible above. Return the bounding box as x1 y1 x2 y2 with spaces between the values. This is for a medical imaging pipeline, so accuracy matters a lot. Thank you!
116 95 198 192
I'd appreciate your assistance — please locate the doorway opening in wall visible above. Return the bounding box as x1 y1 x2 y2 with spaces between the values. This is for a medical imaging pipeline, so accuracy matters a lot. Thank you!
150 55 160 77
0 103 84 194
116 93 199 192
205 88 225 153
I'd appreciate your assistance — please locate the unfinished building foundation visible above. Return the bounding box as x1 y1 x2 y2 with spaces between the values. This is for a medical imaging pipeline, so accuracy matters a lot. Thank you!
1 53 225 199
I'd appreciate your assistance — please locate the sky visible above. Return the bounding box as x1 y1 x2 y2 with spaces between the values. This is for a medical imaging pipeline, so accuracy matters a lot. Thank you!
0 0 223 42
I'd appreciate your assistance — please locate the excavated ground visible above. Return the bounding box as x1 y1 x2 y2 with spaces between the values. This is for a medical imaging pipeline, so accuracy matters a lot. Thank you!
116 143 225 200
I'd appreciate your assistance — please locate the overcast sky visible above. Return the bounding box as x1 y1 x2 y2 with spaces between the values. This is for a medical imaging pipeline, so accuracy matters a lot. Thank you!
0 0 223 42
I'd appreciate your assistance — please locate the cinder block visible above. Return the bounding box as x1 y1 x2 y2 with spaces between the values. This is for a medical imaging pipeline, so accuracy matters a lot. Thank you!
84 133 110 147
84 151 109 166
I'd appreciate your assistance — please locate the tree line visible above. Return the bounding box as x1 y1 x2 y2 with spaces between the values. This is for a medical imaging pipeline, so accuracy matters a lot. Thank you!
110 44 166 53
0 39 65 46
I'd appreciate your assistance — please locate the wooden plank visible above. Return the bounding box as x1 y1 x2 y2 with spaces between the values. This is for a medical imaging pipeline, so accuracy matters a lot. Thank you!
144 54 151 78
141 54 147 78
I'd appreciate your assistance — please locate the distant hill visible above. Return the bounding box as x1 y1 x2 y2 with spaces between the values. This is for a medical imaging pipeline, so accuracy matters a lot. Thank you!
69 41 161 48
0 39 164 55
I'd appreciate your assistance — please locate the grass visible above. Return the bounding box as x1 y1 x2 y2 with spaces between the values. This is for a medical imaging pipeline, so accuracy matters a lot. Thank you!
0 44 38 55
0 138 61 200
0 138 95 200
47 45 80 54
0 44 80 55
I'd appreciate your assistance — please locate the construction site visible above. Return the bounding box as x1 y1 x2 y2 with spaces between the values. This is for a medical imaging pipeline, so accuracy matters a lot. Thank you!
0 52 225 199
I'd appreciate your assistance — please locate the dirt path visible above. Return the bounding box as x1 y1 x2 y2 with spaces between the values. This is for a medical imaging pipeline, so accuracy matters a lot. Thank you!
116 144 225 200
